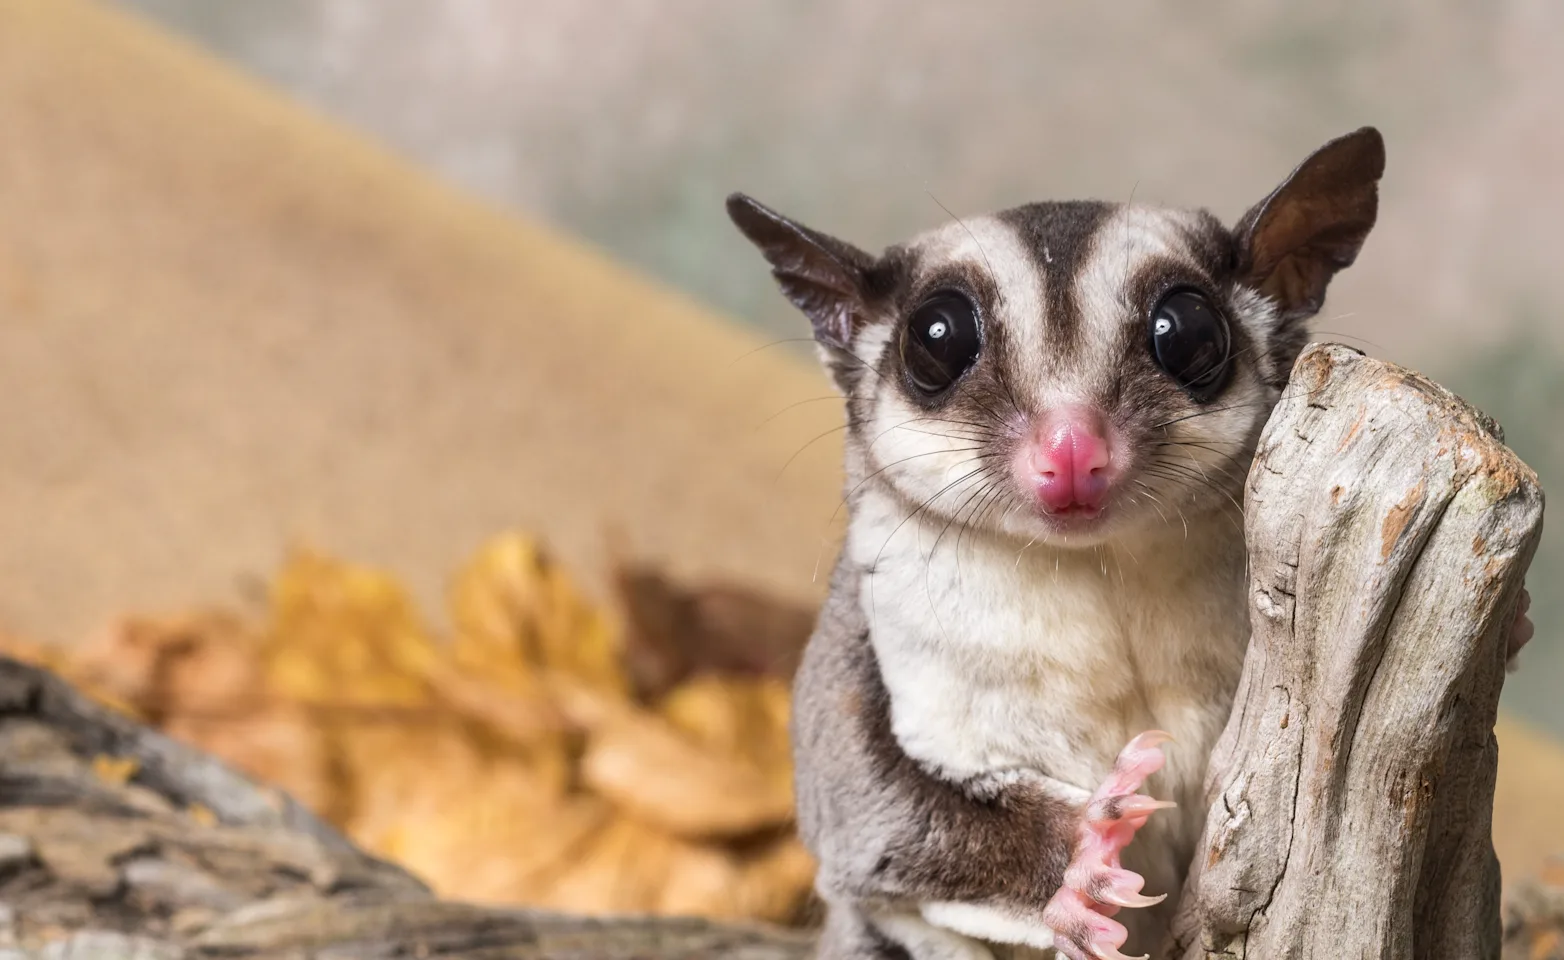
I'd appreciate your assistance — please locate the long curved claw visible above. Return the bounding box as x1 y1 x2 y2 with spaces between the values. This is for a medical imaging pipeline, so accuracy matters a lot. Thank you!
1091 866 1167 909
1042 730 1174 960
1091 794 1177 821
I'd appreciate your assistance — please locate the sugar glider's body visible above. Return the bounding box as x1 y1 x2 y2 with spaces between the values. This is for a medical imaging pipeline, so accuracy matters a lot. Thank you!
797 517 1246 957
728 130 1388 959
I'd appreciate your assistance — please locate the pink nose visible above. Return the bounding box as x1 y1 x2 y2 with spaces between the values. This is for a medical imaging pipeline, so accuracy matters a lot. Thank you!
1027 410 1112 514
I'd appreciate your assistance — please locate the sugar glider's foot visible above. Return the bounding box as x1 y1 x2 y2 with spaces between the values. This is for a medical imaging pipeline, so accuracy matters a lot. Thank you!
1507 586 1534 670
1041 730 1173 960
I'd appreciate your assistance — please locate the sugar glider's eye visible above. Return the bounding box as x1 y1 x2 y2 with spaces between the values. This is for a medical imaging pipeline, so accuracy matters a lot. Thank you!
902 291 981 397
1149 288 1231 401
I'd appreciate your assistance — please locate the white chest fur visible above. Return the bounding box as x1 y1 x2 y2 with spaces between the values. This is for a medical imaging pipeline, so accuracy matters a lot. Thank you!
847 486 1249 816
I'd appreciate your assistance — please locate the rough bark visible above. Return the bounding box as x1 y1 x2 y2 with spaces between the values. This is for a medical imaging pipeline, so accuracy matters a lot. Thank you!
0 654 813 960
1166 343 1545 959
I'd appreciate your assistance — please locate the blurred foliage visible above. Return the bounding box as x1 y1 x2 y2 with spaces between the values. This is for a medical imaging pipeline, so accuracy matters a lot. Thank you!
1 534 817 925
1440 320 1563 732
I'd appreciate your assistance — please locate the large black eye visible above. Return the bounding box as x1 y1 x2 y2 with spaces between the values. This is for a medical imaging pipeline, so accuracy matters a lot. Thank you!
902 291 981 397
1149 288 1231 400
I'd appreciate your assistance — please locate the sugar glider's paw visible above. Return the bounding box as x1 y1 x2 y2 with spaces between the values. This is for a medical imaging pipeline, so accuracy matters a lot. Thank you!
1507 586 1533 671
1041 730 1173 960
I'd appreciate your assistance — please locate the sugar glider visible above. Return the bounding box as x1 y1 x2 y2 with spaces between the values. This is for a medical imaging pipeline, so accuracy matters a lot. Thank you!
727 128 1388 960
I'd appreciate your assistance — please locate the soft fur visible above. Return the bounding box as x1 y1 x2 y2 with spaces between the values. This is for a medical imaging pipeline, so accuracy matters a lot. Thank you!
728 127 1385 959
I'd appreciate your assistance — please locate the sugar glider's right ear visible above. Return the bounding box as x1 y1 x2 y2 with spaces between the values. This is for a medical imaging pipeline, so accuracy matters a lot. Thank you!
1234 127 1385 323
726 193 875 352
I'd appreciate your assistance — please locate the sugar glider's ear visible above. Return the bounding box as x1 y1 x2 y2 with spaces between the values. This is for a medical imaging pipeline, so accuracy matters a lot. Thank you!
726 193 875 351
1235 127 1385 322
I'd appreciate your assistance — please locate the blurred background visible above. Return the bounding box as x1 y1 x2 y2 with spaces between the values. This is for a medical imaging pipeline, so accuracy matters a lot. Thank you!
1 0 1560 926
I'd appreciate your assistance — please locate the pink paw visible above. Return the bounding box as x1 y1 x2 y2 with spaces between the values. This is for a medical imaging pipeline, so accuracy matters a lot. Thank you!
1041 731 1174 960
1507 587 1534 666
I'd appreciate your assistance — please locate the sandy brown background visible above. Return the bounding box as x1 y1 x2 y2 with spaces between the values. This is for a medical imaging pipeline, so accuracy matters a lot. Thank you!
0 0 849 645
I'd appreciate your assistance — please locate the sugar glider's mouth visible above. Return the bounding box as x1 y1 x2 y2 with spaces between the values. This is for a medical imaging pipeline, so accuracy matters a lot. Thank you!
1042 501 1103 522
1031 500 1113 540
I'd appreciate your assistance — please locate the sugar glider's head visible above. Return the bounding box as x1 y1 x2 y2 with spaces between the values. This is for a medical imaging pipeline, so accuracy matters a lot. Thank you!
728 128 1384 548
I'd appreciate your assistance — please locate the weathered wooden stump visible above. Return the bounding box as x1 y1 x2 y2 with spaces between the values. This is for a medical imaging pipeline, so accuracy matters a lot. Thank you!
1167 343 1544 959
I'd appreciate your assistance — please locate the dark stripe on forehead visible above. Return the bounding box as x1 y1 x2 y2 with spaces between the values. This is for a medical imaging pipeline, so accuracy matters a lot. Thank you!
995 200 1114 352
1175 208 1238 279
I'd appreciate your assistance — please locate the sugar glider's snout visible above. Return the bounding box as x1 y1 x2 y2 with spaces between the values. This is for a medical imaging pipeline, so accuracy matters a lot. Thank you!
1011 404 1121 521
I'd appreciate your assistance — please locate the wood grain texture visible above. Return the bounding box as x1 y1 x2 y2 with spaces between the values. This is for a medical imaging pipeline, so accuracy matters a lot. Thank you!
1167 343 1544 959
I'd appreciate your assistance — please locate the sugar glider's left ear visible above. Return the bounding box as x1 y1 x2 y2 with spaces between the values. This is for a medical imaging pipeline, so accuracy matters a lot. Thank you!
1235 126 1385 322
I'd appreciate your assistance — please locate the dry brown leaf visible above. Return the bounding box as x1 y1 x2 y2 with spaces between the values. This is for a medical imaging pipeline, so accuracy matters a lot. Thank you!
0 634 147 718
728 835 818 923
581 707 793 840
661 676 794 818
660 833 817 922
419 655 570 748
652 839 749 918
539 814 689 915
662 676 791 763
351 734 608 905
0 633 67 670
68 612 259 722
615 565 814 700
438 793 617 906
342 717 571 840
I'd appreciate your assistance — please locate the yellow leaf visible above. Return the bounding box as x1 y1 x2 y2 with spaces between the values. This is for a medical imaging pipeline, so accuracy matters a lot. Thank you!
264 550 437 708
448 533 627 698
